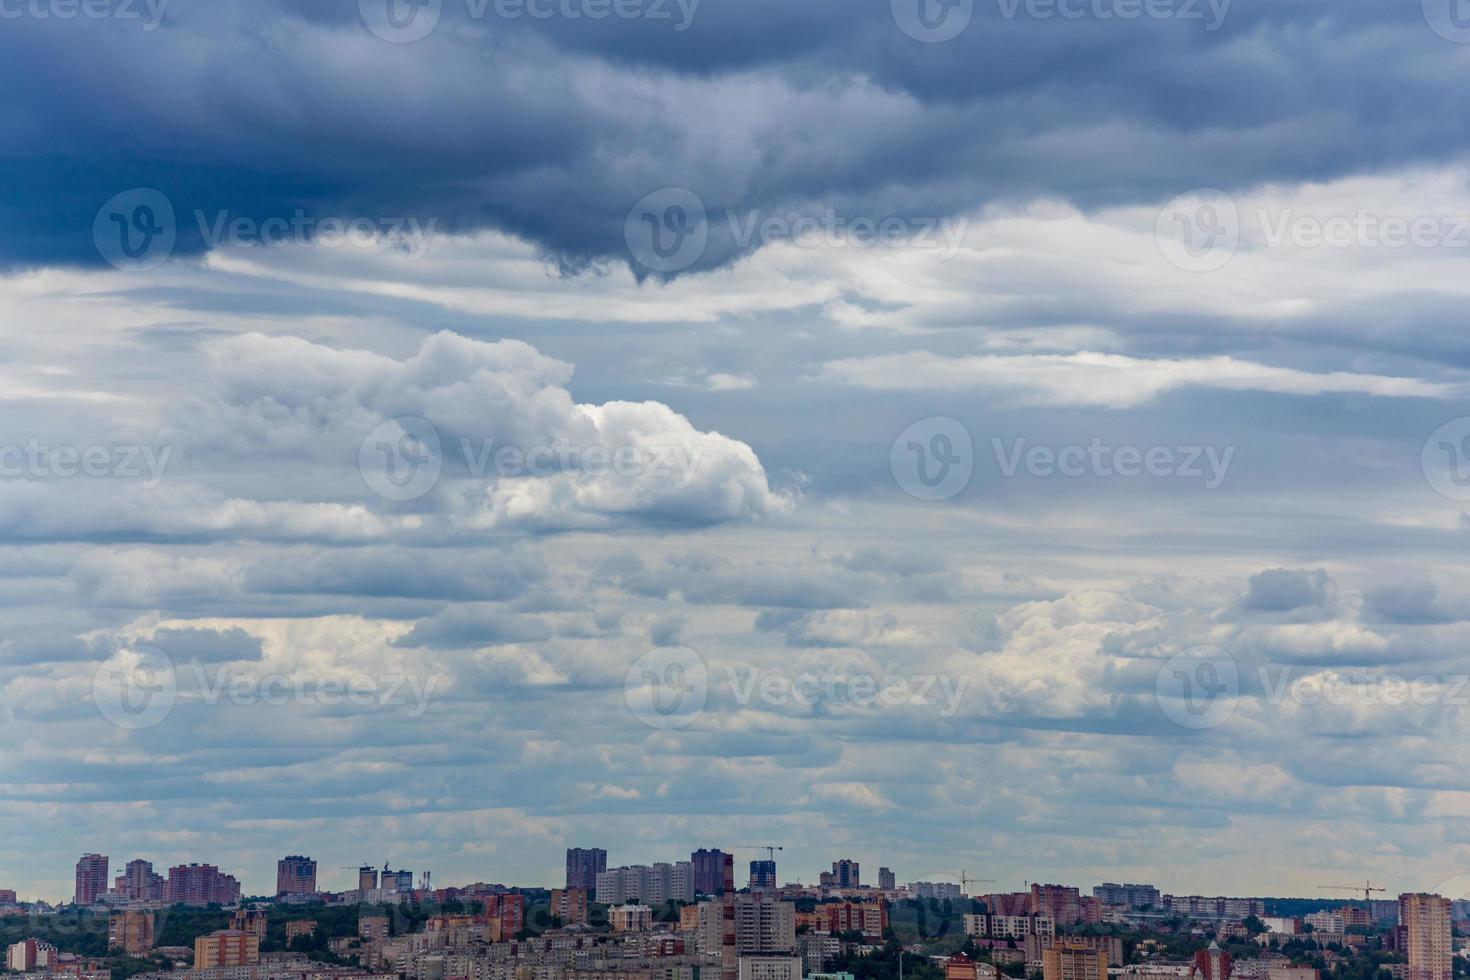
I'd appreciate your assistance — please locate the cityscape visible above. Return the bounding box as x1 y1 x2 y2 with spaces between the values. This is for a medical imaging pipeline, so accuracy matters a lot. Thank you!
0 849 1465 980
8 11 1470 980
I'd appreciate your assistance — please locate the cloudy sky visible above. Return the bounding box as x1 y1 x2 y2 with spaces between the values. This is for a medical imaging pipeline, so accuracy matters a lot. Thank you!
5 0 1470 904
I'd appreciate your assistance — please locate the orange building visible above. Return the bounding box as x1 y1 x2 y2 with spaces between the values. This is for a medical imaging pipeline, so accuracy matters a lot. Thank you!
194 930 259 968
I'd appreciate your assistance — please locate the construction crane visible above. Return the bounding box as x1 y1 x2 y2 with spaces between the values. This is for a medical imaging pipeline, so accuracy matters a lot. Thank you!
732 845 784 862
960 871 996 896
1320 881 1386 904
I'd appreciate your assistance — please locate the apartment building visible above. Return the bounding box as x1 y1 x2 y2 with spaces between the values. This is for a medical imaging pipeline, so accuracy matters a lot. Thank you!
1399 893 1452 980
1042 944 1108 980
108 910 155 955
193 931 259 969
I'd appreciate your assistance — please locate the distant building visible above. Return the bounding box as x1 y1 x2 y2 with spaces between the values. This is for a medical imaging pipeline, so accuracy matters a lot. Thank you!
230 910 267 941
692 850 728 895
76 854 109 906
1043 944 1109 980
878 868 896 891
1190 942 1232 980
816 901 887 940
193 930 259 968
911 882 964 901
734 893 796 954
276 857 317 896
551 888 589 925
166 864 241 907
0 890 16 905
357 867 378 892
382 869 413 892
1093 884 1161 910
284 921 316 943
108 910 155 955
566 848 608 891
610 905 654 932
482 893 525 936
947 954 981 980
749 861 777 891
596 863 694 905
7 939 57 971
358 916 390 941
738 955 801 980
1400 893 1452 980
831 860 860 889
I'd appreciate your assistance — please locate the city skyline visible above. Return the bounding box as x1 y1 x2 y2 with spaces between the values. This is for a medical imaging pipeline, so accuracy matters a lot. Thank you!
6 848 1469 910
6 0 1470 917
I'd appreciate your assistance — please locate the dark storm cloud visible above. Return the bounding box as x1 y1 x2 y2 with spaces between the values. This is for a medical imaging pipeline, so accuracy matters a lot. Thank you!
5 0 1469 274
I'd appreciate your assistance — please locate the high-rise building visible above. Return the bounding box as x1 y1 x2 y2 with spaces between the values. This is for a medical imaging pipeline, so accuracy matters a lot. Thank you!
566 848 608 890
383 869 414 892
75 854 109 906
595 862 695 905
1030 884 1083 923
1042 944 1109 980
166 864 241 907
483 893 525 936
551 888 589 925
878 867 895 891
831 860 859 889
749 860 777 891
1400 893 1452 980
0 890 16 905
692 849 728 895
817 901 887 940
109 910 155 955
734 893 796 954
276 856 317 896
120 860 165 902
194 930 258 968
1093 883 1161 909
357 866 378 892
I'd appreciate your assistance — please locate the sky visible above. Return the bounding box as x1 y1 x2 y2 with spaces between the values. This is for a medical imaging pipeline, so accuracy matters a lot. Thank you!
5 0 1470 904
